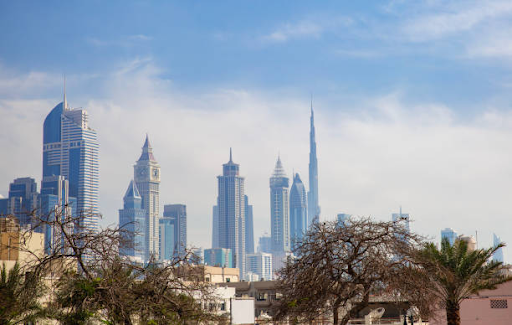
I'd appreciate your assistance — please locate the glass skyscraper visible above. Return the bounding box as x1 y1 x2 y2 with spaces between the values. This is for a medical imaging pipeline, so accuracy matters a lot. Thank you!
159 217 175 261
308 104 320 226
492 233 504 263
118 180 146 261
42 97 99 231
289 173 307 249
216 149 246 278
441 228 458 245
270 156 290 253
204 248 233 268
244 195 254 254
134 135 161 261
162 204 187 258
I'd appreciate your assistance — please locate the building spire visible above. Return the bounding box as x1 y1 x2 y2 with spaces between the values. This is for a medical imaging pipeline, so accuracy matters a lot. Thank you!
229 147 233 162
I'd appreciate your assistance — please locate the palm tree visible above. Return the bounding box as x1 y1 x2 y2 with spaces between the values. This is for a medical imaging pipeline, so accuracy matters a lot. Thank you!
417 238 512 325
0 262 44 325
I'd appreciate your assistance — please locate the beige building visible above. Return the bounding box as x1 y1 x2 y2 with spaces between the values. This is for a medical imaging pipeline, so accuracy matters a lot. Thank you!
203 265 240 283
0 216 45 271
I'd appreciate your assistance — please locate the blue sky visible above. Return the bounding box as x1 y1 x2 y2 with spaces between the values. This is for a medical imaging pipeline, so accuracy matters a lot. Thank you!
2 1 512 260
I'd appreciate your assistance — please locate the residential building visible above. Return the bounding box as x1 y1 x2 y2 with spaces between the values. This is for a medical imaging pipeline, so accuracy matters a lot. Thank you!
204 248 232 268
270 156 290 253
163 204 187 258
134 135 161 261
118 180 146 262
246 252 273 281
42 96 99 232
245 196 254 254
289 173 307 249
203 265 240 283
216 149 246 278
308 103 320 225
441 228 458 245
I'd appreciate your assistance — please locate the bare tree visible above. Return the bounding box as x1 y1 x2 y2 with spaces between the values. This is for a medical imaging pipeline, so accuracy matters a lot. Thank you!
275 217 423 325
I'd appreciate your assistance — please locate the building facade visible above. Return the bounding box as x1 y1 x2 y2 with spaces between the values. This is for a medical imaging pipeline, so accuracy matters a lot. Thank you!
270 156 290 253
212 205 219 248
246 252 273 281
204 248 233 268
134 135 161 261
258 234 272 254
42 97 99 231
441 228 458 245
118 180 146 261
392 208 410 233
162 204 187 258
245 195 254 254
289 173 307 249
216 149 246 278
6 177 39 227
308 104 320 225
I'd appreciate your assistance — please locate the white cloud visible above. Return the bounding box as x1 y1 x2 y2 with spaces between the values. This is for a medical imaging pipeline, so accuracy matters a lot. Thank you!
1 61 512 262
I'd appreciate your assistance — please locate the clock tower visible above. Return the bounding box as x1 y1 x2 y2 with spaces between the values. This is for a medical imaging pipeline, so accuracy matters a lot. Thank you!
134 135 161 261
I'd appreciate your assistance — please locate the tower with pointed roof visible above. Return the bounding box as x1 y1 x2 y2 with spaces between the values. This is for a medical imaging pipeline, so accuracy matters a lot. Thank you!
290 173 307 249
308 101 320 226
216 148 246 278
119 180 146 261
134 135 161 261
270 155 290 253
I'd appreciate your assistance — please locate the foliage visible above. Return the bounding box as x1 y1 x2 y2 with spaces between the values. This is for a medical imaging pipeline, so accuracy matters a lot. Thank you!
275 217 422 325
0 262 44 325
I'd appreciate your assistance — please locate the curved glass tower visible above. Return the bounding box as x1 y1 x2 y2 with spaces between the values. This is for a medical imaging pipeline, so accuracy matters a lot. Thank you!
289 173 307 249
270 156 290 253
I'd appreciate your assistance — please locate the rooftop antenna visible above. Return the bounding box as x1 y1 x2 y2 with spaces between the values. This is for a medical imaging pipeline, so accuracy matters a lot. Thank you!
229 147 233 162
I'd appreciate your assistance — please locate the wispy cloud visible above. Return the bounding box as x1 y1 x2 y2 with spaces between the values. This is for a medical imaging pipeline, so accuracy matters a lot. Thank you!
86 34 153 48
261 16 353 43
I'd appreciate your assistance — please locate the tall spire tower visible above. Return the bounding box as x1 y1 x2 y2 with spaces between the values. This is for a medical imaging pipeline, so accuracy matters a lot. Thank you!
308 100 320 225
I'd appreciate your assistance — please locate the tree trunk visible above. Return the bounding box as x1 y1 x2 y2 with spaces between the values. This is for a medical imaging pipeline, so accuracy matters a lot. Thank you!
332 300 341 325
446 300 460 325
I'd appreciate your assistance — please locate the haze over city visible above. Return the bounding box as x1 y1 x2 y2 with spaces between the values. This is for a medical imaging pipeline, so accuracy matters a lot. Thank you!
2 1 512 261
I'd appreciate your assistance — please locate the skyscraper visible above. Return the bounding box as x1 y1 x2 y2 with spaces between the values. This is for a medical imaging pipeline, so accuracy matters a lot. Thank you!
204 248 233 268
216 149 246 277
42 95 99 231
270 156 290 253
308 103 320 225
245 195 254 254
392 208 410 233
159 217 175 261
246 252 273 281
7 177 39 227
492 233 504 263
258 234 272 253
212 205 219 248
134 135 161 261
441 228 458 245
39 175 77 254
163 204 187 258
289 173 307 249
118 180 146 261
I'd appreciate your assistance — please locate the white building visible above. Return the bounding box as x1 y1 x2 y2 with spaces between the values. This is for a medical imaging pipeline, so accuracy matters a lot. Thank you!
246 252 273 281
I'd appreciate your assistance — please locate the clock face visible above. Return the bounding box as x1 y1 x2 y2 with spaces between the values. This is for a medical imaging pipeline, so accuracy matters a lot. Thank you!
138 168 147 176
152 169 159 179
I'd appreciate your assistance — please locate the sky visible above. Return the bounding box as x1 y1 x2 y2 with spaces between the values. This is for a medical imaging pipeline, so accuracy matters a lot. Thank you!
1 0 512 261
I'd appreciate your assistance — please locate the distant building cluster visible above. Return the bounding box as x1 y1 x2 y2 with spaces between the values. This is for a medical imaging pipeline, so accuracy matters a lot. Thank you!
0 93 507 279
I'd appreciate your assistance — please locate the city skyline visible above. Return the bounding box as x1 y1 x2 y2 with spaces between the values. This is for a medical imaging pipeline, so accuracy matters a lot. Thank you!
2 1 512 262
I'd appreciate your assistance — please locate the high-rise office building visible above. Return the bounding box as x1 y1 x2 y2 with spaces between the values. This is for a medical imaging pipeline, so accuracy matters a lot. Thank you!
337 213 351 225
6 177 39 227
159 217 175 261
308 103 320 225
246 252 273 281
216 149 246 277
42 96 99 231
204 248 233 268
392 208 410 233
289 173 307 249
245 195 254 254
270 156 290 253
118 180 146 261
39 175 77 254
212 205 219 248
441 228 458 245
163 204 187 258
258 234 272 253
134 135 161 261
492 233 504 263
